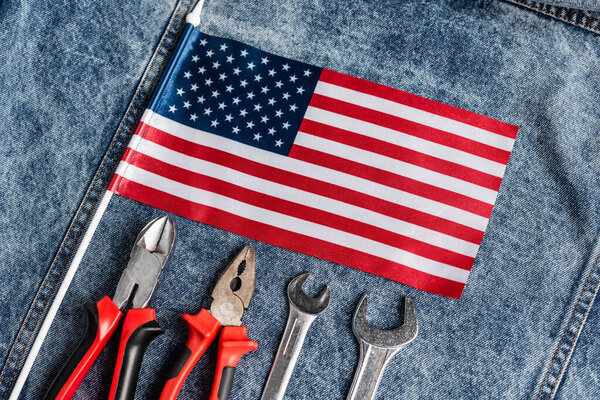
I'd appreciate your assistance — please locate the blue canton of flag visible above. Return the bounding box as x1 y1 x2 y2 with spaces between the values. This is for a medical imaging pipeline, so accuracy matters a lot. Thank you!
151 29 321 155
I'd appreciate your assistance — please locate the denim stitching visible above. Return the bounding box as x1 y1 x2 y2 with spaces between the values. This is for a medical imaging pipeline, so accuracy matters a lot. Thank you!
504 0 600 34
0 1 191 396
0 177 106 395
550 273 600 397
535 253 600 400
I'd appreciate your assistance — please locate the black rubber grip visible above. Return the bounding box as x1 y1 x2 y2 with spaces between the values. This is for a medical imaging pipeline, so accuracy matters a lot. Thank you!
112 320 163 400
44 302 100 400
217 366 236 400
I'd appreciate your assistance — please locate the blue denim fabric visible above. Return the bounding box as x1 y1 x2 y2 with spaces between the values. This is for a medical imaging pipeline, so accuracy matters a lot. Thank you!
2 1 600 399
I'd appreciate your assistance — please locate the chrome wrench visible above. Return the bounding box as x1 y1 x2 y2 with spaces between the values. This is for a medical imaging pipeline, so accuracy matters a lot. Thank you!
260 273 331 400
346 295 418 400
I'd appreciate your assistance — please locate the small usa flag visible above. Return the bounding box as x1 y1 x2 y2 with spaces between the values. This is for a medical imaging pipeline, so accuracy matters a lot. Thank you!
109 24 518 298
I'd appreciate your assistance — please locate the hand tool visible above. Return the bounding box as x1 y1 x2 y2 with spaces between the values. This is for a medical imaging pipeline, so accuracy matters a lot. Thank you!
159 246 258 400
346 294 418 400
260 273 331 400
44 216 175 400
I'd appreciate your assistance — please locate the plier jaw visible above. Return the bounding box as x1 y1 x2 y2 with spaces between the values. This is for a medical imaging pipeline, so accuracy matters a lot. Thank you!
113 216 176 310
44 216 175 400
159 246 258 400
210 245 256 326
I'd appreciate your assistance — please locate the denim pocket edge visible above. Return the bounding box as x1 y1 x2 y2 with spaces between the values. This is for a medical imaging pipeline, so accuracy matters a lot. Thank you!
503 0 600 35
533 241 600 400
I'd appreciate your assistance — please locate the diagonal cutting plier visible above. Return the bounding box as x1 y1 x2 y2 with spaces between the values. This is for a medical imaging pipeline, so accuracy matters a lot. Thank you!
159 245 258 400
45 216 176 400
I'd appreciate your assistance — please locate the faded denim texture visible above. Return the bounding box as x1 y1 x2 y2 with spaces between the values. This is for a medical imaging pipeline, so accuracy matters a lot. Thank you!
1 1 600 399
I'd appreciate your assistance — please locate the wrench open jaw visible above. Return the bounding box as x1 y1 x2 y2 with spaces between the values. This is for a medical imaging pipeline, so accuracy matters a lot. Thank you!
347 295 418 400
260 273 331 400
287 272 331 315
352 294 418 349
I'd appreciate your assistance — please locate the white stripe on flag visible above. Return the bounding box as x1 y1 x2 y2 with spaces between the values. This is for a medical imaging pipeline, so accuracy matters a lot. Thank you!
303 106 508 178
142 111 490 231
313 80 516 152
127 137 480 257
116 162 471 283
294 131 499 204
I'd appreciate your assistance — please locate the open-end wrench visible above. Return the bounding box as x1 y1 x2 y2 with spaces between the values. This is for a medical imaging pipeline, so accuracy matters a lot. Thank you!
347 294 418 400
260 273 331 400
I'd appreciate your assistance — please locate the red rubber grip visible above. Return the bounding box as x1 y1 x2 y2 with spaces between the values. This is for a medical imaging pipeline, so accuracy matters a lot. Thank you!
109 308 163 400
46 296 122 400
209 326 258 400
159 309 221 400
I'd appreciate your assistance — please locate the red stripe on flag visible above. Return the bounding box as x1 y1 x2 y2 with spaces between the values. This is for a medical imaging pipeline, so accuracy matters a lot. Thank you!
299 119 502 191
126 151 475 270
309 94 512 165
136 124 485 244
289 144 494 218
113 175 466 298
319 69 519 140
109 121 149 192
108 173 120 193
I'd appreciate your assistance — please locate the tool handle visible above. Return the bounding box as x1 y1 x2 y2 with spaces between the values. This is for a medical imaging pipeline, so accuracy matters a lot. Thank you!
260 306 316 400
44 296 122 400
159 309 221 400
108 308 164 400
209 326 257 400
346 342 399 400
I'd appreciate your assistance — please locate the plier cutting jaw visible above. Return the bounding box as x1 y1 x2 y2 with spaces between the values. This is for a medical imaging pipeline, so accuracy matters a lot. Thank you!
160 246 258 400
45 216 176 400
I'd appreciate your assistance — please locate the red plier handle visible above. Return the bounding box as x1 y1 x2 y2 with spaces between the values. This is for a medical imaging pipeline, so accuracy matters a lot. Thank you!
210 325 258 400
159 309 221 400
108 308 164 400
44 296 123 400
44 216 174 400
159 309 257 400
44 298 164 400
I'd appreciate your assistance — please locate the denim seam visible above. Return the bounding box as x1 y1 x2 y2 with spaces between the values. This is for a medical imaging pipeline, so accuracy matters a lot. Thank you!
503 0 600 34
0 1 193 396
535 252 600 400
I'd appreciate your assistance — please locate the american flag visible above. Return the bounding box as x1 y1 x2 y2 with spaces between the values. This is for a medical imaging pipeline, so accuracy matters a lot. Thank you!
109 25 518 298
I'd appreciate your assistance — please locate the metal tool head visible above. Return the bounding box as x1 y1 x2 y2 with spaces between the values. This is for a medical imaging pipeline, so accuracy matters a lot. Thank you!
287 273 331 315
210 246 256 326
112 216 176 310
352 295 418 349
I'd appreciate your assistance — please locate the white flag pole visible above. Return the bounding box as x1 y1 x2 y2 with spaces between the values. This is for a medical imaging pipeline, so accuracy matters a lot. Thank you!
9 190 113 400
186 0 205 27
8 1 208 396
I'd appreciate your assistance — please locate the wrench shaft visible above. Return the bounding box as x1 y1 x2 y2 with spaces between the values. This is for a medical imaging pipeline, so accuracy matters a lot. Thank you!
260 305 316 400
346 343 400 400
